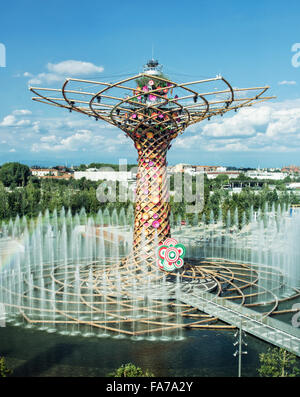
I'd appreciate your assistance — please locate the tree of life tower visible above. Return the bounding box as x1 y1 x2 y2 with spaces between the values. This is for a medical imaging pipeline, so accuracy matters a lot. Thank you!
30 59 274 268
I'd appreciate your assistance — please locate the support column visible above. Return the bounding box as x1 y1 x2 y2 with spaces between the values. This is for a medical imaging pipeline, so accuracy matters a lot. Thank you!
132 127 173 262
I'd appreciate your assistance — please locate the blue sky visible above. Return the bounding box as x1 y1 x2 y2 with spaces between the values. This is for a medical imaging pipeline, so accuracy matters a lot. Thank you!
0 0 300 168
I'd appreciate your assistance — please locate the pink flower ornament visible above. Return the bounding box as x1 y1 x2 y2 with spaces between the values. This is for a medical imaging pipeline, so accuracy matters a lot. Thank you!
149 94 157 102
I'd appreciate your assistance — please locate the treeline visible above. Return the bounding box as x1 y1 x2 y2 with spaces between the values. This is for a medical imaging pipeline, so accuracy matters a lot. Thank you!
170 173 299 227
0 162 299 224
0 177 127 220
205 173 298 226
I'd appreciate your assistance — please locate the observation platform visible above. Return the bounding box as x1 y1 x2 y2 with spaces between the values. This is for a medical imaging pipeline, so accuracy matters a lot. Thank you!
180 289 300 357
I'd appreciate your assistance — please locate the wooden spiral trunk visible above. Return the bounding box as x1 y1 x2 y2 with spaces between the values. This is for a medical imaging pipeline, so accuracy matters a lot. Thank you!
133 126 173 260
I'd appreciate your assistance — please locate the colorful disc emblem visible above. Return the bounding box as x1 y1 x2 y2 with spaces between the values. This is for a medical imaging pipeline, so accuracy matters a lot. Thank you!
156 238 185 272
163 261 175 271
175 258 184 268
164 238 178 246
158 246 167 259
165 247 179 262
175 244 186 257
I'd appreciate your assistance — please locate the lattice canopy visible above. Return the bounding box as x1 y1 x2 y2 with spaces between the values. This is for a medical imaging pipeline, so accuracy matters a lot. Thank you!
30 70 274 140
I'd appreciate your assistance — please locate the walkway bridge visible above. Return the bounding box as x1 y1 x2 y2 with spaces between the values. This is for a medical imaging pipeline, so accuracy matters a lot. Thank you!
180 289 300 357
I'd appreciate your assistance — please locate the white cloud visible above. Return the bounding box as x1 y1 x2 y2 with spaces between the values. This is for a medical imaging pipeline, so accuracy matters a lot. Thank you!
206 141 250 152
28 60 104 86
13 72 33 78
32 130 93 152
0 113 31 127
278 80 297 85
29 73 64 85
30 125 121 154
201 106 272 139
173 99 300 153
16 119 31 126
174 135 202 149
265 107 300 137
0 115 17 127
13 109 32 116
59 130 93 151
47 60 104 76
40 135 57 143
32 121 40 133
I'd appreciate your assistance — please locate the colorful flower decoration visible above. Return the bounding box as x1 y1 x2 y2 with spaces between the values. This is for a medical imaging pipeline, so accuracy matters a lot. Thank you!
149 94 157 102
152 220 160 229
157 238 186 271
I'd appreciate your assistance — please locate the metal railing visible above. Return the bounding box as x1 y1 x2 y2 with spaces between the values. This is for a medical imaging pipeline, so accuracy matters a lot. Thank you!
180 289 300 356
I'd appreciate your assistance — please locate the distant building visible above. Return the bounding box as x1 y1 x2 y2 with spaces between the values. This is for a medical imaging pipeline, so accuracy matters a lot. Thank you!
74 170 135 182
281 165 300 174
196 165 227 172
206 171 240 179
39 174 73 180
30 168 59 177
30 168 73 180
287 182 300 190
168 164 227 174
168 163 189 173
246 170 288 180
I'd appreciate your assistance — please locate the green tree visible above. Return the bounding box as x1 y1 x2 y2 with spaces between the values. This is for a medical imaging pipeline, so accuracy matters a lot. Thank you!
0 162 31 187
24 181 41 217
258 347 300 377
108 363 154 377
0 357 12 377
0 182 9 219
236 172 248 182
213 174 229 188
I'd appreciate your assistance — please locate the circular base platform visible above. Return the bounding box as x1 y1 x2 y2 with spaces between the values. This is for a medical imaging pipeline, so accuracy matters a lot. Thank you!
2 255 299 339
